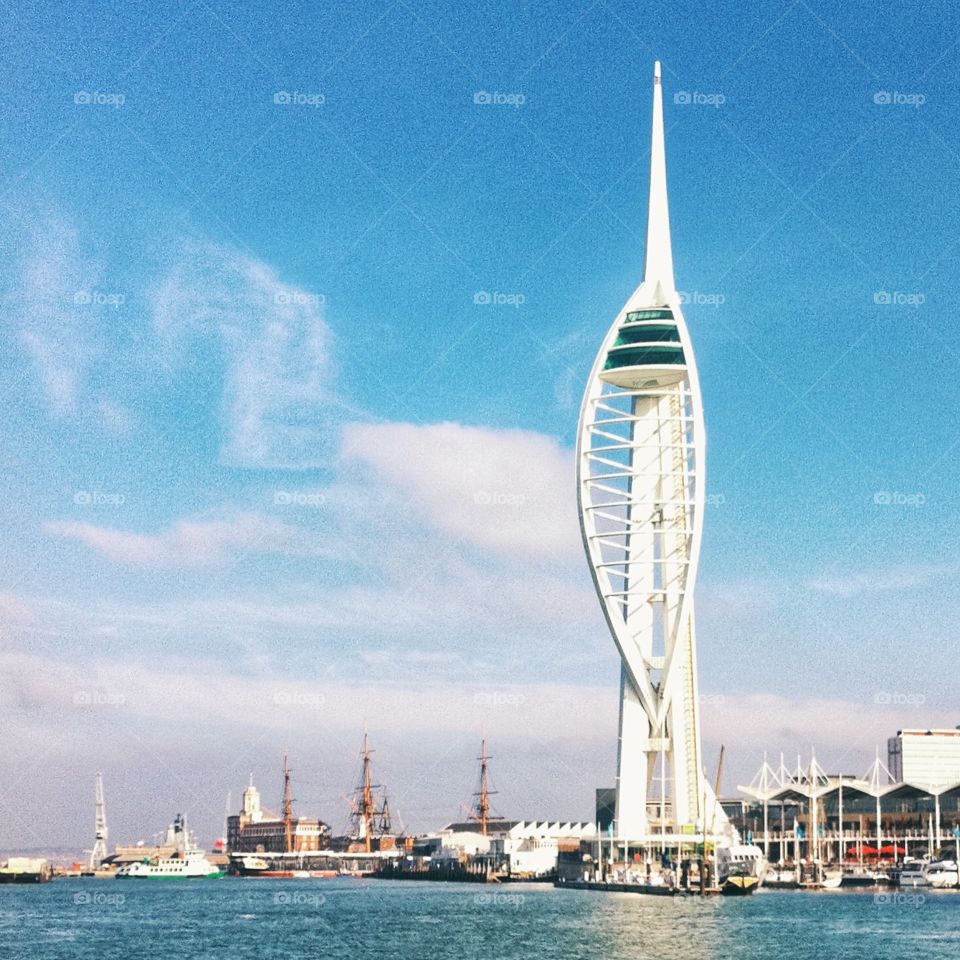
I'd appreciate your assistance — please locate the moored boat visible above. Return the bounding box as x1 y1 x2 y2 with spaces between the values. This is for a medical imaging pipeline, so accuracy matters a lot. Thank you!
0 858 52 884
895 864 929 888
840 869 891 888
721 874 758 896
819 870 843 889
924 859 959 889
764 867 800 889
231 855 271 877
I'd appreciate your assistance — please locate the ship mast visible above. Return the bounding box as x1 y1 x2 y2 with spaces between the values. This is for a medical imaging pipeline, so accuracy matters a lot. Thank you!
282 752 294 854
351 730 391 851
361 732 374 854
470 739 497 837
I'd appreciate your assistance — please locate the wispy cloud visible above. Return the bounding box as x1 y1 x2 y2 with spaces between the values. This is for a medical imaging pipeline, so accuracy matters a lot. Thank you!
6 213 99 417
150 240 342 469
807 563 956 598
42 512 310 568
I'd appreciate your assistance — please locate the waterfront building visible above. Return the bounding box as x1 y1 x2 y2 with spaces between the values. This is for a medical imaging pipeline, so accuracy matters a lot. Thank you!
226 777 329 854
738 748 960 863
493 822 597 877
431 820 597 877
576 62 727 843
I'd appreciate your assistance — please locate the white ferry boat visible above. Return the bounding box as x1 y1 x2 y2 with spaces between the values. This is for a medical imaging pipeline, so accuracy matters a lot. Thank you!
118 848 224 880
117 814 224 880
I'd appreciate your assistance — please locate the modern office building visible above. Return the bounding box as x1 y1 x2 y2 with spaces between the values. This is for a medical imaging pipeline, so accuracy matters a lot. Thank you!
888 728 960 784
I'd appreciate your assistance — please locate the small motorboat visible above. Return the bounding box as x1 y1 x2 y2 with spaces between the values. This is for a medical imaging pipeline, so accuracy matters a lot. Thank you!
765 867 800 889
720 862 758 896
721 873 759 896
820 870 843 889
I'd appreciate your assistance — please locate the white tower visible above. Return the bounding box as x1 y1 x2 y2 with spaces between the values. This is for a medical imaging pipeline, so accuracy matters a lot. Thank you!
89 772 108 869
577 63 725 842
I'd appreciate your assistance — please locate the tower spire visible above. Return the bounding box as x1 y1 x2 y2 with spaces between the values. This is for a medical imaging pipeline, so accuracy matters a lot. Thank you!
642 60 675 300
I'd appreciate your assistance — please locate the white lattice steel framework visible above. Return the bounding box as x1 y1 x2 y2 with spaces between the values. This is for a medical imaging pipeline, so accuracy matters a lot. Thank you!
577 63 726 842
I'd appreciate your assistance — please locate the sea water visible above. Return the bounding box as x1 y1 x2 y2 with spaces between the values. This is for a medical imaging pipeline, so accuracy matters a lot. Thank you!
1 879 958 959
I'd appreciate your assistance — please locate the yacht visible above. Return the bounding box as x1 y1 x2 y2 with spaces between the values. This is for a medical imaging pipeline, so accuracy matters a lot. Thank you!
924 859 959 889
894 861 929 888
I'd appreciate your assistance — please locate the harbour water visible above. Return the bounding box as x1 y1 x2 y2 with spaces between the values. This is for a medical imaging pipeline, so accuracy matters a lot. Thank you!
2 880 957 960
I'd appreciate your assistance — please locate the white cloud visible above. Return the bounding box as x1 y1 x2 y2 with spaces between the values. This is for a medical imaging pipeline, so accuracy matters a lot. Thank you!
42 512 311 568
701 692 958 785
150 240 341 469
342 421 580 558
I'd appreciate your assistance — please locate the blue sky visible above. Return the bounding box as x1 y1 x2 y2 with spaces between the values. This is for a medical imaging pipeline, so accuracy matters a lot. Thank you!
2 0 960 850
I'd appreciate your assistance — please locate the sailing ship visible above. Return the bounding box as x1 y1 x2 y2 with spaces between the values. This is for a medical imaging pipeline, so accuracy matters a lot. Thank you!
347 731 393 854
